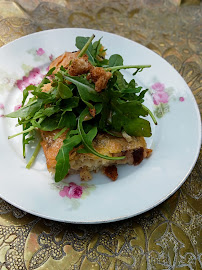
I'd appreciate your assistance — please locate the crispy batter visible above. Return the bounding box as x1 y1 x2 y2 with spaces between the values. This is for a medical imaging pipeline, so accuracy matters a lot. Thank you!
40 129 68 172
49 51 80 73
87 67 112 92
68 54 92 76
40 129 151 181
145 148 153 158
80 167 92 181
41 82 52 93
103 165 118 181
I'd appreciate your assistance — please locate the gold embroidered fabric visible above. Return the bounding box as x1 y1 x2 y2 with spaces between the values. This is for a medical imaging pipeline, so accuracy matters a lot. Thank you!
0 1 201 269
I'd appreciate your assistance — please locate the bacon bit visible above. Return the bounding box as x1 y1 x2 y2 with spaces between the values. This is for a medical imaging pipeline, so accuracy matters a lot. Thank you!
87 67 112 92
89 107 96 117
68 54 92 76
103 165 118 181
133 147 144 165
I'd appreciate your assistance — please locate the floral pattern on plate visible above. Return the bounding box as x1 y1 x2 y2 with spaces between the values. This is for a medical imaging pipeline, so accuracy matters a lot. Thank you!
149 82 185 118
51 181 96 209
27 47 53 62
58 182 95 199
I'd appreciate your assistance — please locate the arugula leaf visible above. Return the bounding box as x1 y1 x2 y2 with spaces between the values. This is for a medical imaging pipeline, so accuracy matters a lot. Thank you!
46 67 55 76
109 54 123 67
22 85 36 106
114 71 127 90
55 72 64 81
53 127 68 141
55 135 82 182
76 127 98 154
23 122 34 158
58 112 76 129
111 100 151 137
39 114 61 131
36 77 50 91
33 105 60 119
57 82 73 99
31 91 51 99
136 89 148 102
92 39 102 58
64 75 102 107
60 97 79 112
78 108 125 160
124 117 152 137
6 99 43 119
76 36 94 63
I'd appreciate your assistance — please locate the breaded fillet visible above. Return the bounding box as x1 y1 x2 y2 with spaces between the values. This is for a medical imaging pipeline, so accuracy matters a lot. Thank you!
40 130 152 181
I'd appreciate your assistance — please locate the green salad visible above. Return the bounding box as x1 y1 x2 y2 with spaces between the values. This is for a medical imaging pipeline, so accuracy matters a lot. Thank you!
6 35 157 182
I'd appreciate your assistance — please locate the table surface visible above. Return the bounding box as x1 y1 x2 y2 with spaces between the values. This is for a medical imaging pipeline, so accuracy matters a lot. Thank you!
0 0 201 269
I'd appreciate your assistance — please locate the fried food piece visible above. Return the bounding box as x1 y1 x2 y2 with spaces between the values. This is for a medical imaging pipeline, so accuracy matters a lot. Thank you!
103 165 118 181
40 129 68 172
49 51 80 73
49 51 92 77
68 54 92 76
87 67 112 92
80 167 92 181
41 82 52 93
40 129 152 181
49 51 111 92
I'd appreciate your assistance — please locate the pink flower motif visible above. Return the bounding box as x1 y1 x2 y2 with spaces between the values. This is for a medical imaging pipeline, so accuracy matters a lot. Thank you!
16 67 43 91
0 114 4 117
151 82 165 92
153 91 169 105
59 182 84 199
14 104 22 111
49 54 53 61
36 48 45 56
0 103 4 109
179 97 185 102
46 66 49 72
151 82 169 105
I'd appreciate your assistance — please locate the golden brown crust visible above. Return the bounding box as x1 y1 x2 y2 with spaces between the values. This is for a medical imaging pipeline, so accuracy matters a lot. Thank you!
68 54 92 76
87 66 112 92
41 82 52 93
80 167 92 181
49 51 80 73
40 129 68 171
40 129 152 181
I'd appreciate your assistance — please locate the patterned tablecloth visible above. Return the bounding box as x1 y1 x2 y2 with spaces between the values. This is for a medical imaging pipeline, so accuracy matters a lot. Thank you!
0 1 201 269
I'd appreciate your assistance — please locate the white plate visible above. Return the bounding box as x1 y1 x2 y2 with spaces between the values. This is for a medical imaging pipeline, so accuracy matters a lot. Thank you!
0 28 201 223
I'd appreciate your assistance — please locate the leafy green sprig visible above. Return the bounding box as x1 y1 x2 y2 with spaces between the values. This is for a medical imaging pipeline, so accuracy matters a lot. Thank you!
6 35 157 182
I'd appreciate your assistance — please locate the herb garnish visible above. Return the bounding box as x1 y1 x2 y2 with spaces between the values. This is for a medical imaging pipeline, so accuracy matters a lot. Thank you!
6 34 157 182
